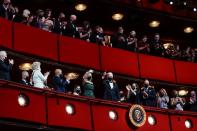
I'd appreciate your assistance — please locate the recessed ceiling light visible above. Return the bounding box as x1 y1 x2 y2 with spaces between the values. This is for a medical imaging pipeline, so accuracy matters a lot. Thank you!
170 1 173 5
19 63 32 71
178 90 188 96
149 21 160 28
193 8 197 12
112 13 124 21
75 4 87 11
184 27 194 33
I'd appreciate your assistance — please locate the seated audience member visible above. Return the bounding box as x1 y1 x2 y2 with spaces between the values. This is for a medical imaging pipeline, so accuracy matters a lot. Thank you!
103 72 120 101
79 21 92 42
119 90 126 102
12 6 21 22
90 26 105 46
31 61 50 89
53 12 66 34
44 9 52 21
82 70 95 98
170 90 184 111
73 85 81 96
127 30 138 52
126 83 141 104
0 0 15 20
138 35 150 54
0 50 14 80
150 33 165 56
64 14 78 38
104 35 112 47
20 71 30 85
157 88 169 109
52 69 70 93
141 79 156 107
111 27 127 50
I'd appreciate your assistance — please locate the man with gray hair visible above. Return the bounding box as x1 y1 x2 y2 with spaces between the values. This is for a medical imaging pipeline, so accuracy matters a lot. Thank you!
0 50 14 80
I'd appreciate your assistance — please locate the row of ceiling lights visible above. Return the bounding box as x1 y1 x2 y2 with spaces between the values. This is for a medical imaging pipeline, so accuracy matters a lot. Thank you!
17 93 193 129
75 3 194 34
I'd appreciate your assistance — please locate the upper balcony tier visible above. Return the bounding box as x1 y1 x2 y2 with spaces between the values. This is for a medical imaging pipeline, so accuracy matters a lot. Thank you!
0 17 197 86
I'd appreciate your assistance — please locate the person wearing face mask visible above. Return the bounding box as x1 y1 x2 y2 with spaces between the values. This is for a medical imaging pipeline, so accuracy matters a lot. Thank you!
52 69 71 93
103 72 120 101
141 79 156 107
73 85 81 96
82 70 95 98
0 50 14 80
126 83 141 104
157 88 169 109
20 71 30 85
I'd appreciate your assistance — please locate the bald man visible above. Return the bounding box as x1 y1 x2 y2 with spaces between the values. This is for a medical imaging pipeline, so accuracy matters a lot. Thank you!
0 0 14 20
52 69 70 93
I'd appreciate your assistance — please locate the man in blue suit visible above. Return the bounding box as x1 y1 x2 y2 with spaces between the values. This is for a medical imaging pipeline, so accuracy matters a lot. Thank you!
0 50 14 81
103 72 120 101
52 69 70 93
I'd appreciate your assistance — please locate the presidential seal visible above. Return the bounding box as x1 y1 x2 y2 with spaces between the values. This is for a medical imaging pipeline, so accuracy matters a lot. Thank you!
129 104 146 127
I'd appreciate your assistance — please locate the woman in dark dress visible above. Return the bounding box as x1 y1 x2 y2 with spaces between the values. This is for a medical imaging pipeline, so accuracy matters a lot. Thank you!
82 70 95 98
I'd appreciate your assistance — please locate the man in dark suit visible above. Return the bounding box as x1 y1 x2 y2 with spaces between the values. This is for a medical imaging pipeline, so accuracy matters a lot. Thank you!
103 72 120 101
0 0 14 20
63 14 79 38
20 71 30 85
52 69 70 93
141 79 156 107
0 51 14 80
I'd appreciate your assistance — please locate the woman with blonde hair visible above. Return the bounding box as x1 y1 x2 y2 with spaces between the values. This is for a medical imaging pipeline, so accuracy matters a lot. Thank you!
31 61 50 88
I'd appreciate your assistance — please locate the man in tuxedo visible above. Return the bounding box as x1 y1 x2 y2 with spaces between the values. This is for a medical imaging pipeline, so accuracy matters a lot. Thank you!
150 33 165 56
63 14 78 38
0 50 14 80
103 72 120 101
20 71 30 85
52 69 70 93
0 0 14 20
141 79 156 107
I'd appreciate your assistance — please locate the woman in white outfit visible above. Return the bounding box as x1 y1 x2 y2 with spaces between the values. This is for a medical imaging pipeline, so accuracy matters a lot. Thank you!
31 61 50 89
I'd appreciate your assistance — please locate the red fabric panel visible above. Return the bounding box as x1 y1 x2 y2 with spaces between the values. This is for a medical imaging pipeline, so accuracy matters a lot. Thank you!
170 114 197 131
139 54 176 83
175 61 197 85
92 104 133 131
13 23 58 61
100 46 139 77
59 36 100 70
136 111 170 131
0 87 46 124
92 104 170 131
0 17 12 49
47 97 92 130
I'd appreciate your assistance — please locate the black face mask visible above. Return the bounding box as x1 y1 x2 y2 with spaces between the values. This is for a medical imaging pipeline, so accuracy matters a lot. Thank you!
120 93 124 98
76 89 81 94
59 74 63 78
108 78 113 81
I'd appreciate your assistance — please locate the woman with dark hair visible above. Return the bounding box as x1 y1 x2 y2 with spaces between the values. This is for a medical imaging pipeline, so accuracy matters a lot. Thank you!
79 21 92 42
126 83 141 104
